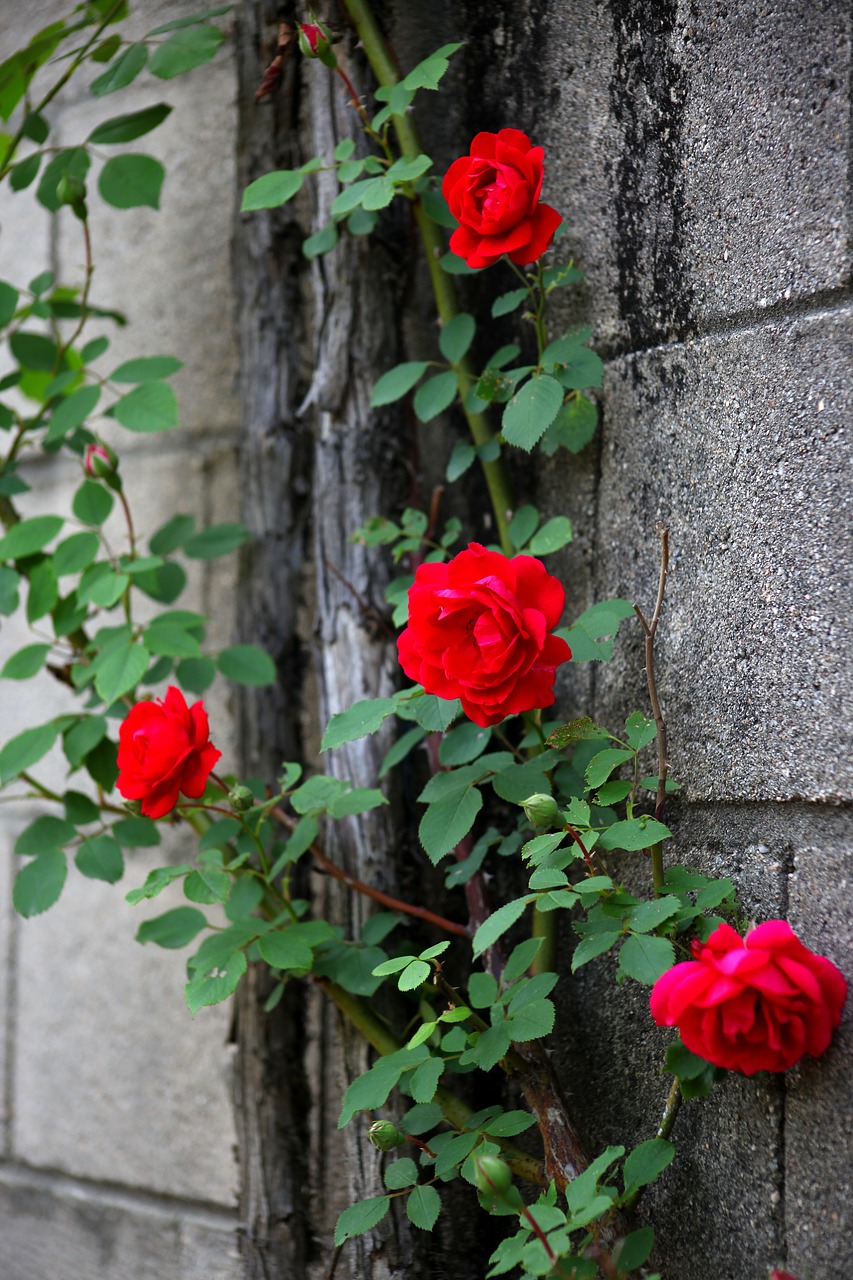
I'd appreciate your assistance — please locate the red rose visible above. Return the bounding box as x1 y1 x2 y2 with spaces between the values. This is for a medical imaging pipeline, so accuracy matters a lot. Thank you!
397 542 571 728
117 686 222 819
650 921 847 1075
442 129 562 269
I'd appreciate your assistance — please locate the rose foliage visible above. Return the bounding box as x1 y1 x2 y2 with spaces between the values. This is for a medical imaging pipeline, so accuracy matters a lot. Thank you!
442 128 562 268
117 686 222 819
397 542 571 727
650 920 847 1075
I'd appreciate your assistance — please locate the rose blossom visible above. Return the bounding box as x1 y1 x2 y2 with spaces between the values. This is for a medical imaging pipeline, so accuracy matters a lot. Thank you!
650 920 847 1075
397 542 571 727
117 686 222 819
442 128 562 269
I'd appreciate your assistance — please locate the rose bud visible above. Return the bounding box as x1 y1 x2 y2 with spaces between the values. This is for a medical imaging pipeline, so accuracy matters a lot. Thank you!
229 784 255 813
84 441 119 482
297 19 337 69
522 792 560 828
367 1120 405 1151
472 1154 513 1196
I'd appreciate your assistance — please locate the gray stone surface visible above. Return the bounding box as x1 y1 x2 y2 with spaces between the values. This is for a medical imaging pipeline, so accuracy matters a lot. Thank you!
0 1162 241 1280
538 0 851 351
592 306 852 803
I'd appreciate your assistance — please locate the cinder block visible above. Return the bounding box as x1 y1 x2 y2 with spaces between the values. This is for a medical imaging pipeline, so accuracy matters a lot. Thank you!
0 1163 241 1280
537 0 850 349
12 842 238 1205
786 838 853 1280
592 306 852 803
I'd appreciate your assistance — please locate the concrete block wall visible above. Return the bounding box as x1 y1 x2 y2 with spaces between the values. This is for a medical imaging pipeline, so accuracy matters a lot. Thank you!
0 3 242 1276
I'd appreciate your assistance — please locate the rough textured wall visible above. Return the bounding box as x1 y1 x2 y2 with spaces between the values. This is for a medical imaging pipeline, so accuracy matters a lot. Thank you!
0 3 242 1277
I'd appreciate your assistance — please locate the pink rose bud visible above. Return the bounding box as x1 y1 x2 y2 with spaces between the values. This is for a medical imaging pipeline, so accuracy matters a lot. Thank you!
84 441 118 481
297 19 337 69
770 1272 802 1280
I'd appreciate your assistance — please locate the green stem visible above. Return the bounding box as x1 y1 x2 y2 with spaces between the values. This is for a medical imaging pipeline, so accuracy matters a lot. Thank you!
621 1077 682 1214
320 978 546 1185
530 903 555 976
339 0 515 554
0 1 126 178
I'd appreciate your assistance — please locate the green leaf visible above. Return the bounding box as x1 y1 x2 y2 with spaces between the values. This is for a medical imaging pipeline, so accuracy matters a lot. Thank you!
628 896 682 933
623 1139 675 1192
125 864 191 904
175 655 215 694
528 517 573 556
321 697 396 750
217 643 276 686
407 1183 441 1231
502 937 544 983
368 363 427 407
303 222 338 259
185 948 247 1015
491 287 529 318
414 370 458 423
111 816 160 847
9 154 41 192
614 1226 655 1273
334 1196 391 1246
446 439 475 482
145 620 201 658
146 7 232 35
665 1040 712 1081
259 930 314 971
110 355 182 383
149 24 225 78
402 42 463 90
0 721 58 784
410 1055 444 1102
183 522 250 559
136 906 208 949
328 787 387 819
88 104 171 145
26 563 56 623
461 1022 512 1071
72 480 114 526
561 599 636 662
501 375 563 451
439 313 475 363
0 515 62 559
2 643 51 680
94 642 149 704
0 281 19 327
149 513 195 555
398 959 431 991
76 834 124 883
384 1157 419 1189
90 43 148 96
551 344 603 391
63 714 107 769
507 997 555 1042
472 897 529 957
541 393 598 456
597 818 672 852
14 815 75 855
585 748 634 791
617 934 675 985
398 692 461 731
387 153 433 182
508 504 538 550
241 169 304 212
0 566 20 614
112 380 178 431
98 154 164 209
45 385 101 444
571 930 621 972
438 721 491 767
10 331 57 372
13 850 67 917
419 786 482 864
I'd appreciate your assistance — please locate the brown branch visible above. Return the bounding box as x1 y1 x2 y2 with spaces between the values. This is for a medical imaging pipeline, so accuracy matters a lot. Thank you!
633 528 670 893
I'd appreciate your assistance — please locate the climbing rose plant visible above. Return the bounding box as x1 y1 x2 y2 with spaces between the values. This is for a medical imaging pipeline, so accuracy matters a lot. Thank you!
0 7 845 1280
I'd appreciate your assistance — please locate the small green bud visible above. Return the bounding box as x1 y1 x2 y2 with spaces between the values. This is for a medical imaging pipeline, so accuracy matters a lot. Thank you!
522 792 561 828
229 785 254 813
367 1120 405 1151
473 1154 513 1196
56 172 86 207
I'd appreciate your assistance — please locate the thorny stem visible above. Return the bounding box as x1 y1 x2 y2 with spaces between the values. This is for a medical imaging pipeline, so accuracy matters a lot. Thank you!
633 528 670 894
270 802 469 937
338 0 516 555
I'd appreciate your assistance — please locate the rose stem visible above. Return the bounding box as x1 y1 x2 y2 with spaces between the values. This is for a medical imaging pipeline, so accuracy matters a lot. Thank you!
633 528 670 895
338 0 515 556
621 1076 683 1215
318 977 547 1185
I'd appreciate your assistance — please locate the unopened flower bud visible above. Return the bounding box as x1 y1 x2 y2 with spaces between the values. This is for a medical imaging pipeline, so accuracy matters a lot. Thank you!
84 441 119 481
297 19 337 68
229 785 254 813
57 172 86 207
473 1154 513 1196
367 1120 405 1151
522 792 560 828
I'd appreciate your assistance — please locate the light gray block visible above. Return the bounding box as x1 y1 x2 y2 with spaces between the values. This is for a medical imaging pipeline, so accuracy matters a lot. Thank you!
592 306 852 802
0 1162 241 1280
12 841 238 1206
